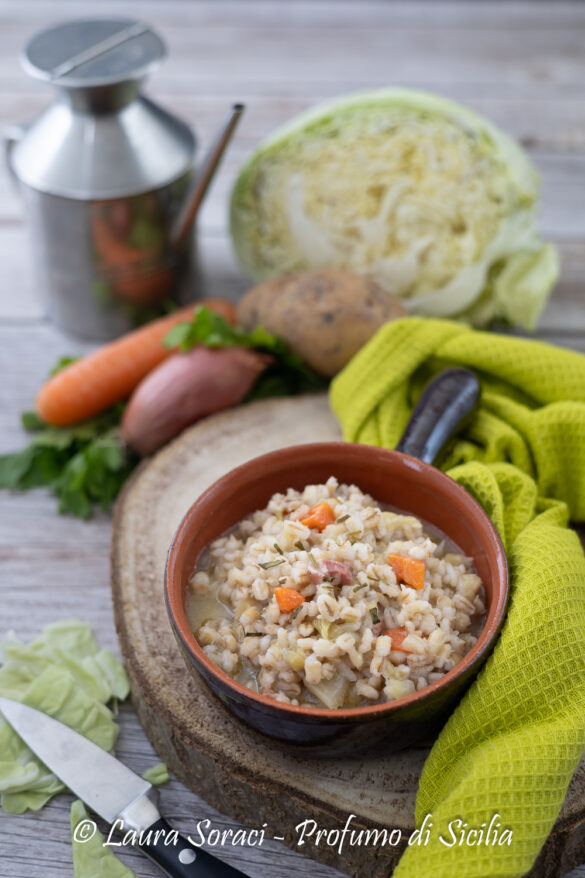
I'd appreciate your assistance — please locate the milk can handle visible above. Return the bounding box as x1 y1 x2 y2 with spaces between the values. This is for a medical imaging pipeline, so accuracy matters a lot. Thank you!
3 124 28 188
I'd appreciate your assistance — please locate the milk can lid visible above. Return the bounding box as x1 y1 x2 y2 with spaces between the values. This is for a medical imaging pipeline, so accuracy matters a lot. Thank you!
11 19 194 198
22 18 166 87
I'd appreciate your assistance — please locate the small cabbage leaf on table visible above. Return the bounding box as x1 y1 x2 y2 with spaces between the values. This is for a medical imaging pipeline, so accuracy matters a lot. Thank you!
0 620 129 814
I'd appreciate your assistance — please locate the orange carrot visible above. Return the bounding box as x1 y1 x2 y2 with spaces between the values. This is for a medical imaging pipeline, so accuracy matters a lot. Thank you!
387 554 426 590
274 587 305 613
300 501 335 531
384 627 412 652
36 299 236 427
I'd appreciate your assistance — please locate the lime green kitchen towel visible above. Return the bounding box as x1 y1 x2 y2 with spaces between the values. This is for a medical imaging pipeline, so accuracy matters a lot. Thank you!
330 317 585 878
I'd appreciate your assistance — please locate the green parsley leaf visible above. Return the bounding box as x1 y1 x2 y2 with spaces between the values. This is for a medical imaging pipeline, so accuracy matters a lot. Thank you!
0 365 136 518
21 411 45 431
163 306 328 400
50 356 80 376
0 446 38 489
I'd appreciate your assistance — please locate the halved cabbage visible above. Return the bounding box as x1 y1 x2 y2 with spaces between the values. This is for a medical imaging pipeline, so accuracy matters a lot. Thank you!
230 89 558 329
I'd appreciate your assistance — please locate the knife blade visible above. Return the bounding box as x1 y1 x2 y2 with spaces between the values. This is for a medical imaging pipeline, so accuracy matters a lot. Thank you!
0 695 151 822
0 696 248 878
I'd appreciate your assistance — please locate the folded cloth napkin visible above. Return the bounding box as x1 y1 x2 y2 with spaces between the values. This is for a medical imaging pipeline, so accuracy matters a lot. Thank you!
330 317 585 878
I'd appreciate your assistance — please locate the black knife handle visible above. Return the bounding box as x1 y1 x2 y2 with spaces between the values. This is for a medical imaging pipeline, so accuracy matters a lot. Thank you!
138 818 248 878
396 367 481 465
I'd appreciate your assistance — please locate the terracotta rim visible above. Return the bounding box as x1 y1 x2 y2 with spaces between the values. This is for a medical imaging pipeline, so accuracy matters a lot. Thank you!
165 442 508 720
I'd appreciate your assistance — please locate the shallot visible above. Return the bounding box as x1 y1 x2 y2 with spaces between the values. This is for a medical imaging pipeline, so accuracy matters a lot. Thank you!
121 346 271 455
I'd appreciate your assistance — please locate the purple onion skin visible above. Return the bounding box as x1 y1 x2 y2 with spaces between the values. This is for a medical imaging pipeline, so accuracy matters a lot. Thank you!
121 346 272 455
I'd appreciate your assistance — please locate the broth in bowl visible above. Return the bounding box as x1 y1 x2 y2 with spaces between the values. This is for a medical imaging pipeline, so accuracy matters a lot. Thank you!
186 477 486 710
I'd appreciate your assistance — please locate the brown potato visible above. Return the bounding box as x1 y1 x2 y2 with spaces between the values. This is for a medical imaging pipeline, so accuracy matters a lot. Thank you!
236 269 405 377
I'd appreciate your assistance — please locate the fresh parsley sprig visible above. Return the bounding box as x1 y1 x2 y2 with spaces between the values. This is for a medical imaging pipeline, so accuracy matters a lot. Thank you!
0 404 137 519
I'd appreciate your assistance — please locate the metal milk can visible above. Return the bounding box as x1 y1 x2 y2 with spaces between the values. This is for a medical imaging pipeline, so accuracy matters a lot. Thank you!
5 19 241 339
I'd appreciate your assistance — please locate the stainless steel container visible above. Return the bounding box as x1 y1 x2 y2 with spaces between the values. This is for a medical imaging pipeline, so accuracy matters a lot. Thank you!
6 19 200 338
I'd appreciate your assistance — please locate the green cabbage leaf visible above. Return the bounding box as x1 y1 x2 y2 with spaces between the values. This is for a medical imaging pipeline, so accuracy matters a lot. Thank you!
0 620 129 813
71 800 137 878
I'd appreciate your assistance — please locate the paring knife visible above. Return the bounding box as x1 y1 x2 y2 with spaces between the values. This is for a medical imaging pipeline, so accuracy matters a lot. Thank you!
0 696 247 878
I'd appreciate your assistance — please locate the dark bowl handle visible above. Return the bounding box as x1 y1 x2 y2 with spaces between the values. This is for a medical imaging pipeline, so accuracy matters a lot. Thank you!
395 368 481 465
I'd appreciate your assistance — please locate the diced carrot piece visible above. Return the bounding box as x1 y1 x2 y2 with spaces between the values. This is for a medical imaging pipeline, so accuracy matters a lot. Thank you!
387 554 426 590
300 501 335 531
384 627 412 652
274 587 305 613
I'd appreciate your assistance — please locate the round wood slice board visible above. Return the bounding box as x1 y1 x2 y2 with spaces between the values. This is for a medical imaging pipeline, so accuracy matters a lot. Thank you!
111 394 585 878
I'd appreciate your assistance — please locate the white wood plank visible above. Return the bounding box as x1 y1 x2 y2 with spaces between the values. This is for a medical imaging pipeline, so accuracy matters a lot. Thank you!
3 91 585 152
0 3 584 97
0 225 581 332
2 1 585 30
1 42 584 97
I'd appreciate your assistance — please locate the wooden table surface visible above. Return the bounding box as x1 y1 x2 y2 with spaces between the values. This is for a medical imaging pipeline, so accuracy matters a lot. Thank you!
1 2 584 877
